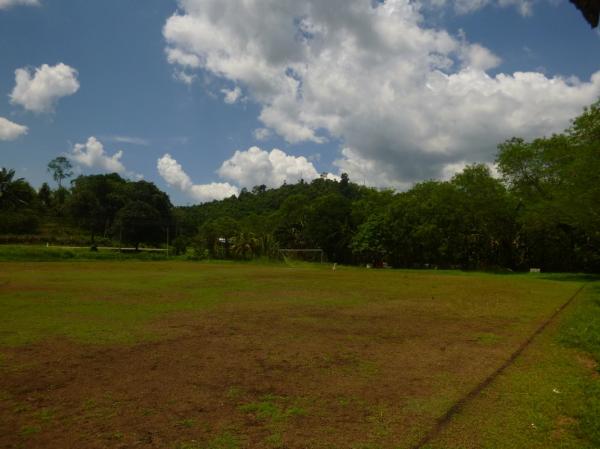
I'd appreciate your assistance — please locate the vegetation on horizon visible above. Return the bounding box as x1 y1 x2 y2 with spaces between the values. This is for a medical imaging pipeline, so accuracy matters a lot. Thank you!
1 100 599 271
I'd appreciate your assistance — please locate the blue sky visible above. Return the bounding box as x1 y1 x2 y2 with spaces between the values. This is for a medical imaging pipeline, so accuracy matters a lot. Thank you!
0 0 599 204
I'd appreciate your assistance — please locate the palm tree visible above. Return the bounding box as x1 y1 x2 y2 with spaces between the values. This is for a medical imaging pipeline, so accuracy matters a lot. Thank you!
0 168 30 209
230 232 260 260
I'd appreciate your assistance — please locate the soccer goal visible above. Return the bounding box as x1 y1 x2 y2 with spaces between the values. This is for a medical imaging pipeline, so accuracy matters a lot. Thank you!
279 248 325 264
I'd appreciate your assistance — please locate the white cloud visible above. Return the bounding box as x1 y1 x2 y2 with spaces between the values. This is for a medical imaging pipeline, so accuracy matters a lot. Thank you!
158 147 338 203
0 0 39 9
10 63 79 113
163 0 600 188
218 146 320 188
221 86 242 104
0 117 28 141
440 161 500 180
71 137 141 178
157 153 239 202
421 0 533 16
253 128 272 141
166 47 201 68
334 147 412 189
173 69 196 85
108 135 150 146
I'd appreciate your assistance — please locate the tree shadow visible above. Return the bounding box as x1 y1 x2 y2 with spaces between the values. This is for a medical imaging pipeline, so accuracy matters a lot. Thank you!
539 273 600 283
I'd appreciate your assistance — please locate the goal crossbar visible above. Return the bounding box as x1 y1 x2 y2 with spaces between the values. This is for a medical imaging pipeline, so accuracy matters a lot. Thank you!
278 248 324 263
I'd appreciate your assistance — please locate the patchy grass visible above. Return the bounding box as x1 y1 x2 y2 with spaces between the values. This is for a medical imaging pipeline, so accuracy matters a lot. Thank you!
0 261 596 449
424 282 600 449
0 261 583 347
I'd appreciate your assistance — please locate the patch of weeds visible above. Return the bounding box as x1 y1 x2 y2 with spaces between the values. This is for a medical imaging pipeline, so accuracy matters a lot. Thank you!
356 359 379 377
111 431 124 440
37 408 54 422
264 432 283 448
226 386 245 400
19 425 41 437
338 396 352 407
0 390 12 401
141 407 156 416
13 403 31 414
176 418 196 429
239 395 306 447
239 394 306 422
83 398 97 410
366 405 393 440
476 332 502 345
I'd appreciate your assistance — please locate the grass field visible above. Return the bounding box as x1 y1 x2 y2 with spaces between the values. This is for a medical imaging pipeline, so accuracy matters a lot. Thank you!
0 260 599 449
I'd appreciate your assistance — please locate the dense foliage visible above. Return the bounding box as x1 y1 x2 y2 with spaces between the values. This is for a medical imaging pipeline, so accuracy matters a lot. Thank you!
1 101 599 270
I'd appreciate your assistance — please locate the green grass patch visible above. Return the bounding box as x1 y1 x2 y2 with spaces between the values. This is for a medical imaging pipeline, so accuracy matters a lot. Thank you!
239 394 306 422
424 281 600 449
559 284 600 446
19 425 41 437
0 261 585 346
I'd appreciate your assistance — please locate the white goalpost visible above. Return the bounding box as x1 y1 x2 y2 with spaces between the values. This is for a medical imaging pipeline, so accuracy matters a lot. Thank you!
278 248 325 264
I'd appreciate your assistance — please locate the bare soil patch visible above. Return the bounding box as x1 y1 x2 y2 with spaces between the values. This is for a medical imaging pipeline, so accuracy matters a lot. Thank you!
2 300 520 449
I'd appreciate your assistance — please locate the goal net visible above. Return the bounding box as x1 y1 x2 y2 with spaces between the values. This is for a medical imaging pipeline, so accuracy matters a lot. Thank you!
279 249 325 265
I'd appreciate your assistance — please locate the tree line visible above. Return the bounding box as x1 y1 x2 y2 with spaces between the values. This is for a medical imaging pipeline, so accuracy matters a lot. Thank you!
1 100 599 271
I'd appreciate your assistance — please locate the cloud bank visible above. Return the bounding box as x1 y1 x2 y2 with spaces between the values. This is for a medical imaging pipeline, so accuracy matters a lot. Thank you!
10 63 80 113
218 146 322 188
0 0 39 9
71 137 141 179
158 147 335 202
0 117 28 141
157 153 239 202
164 0 600 187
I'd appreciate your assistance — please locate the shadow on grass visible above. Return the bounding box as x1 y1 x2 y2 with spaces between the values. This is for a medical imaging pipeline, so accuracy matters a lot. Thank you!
539 273 600 283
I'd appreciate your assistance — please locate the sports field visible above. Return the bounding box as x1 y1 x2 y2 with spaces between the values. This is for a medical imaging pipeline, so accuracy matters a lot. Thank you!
0 261 598 449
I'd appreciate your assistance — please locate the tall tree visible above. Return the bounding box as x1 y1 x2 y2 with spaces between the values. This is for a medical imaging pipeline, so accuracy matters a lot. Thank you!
47 157 73 189
0 167 39 234
115 201 163 251
68 174 128 242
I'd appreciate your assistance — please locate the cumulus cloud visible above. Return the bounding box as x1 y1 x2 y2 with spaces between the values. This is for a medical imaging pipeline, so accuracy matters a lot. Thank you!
173 69 196 85
157 153 239 202
218 146 321 188
420 0 533 16
221 86 242 104
71 137 141 178
0 0 39 9
163 0 600 188
10 63 79 113
158 147 336 203
253 128 272 141
0 117 28 141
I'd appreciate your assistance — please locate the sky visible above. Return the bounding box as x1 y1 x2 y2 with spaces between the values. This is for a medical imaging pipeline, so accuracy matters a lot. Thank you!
0 0 599 205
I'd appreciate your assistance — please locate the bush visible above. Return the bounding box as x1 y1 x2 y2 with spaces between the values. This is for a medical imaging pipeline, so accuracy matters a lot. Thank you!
0 211 39 234
171 236 189 256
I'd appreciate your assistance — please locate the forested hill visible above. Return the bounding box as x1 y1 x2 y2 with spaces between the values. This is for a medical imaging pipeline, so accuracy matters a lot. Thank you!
1 101 599 272
176 100 600 273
